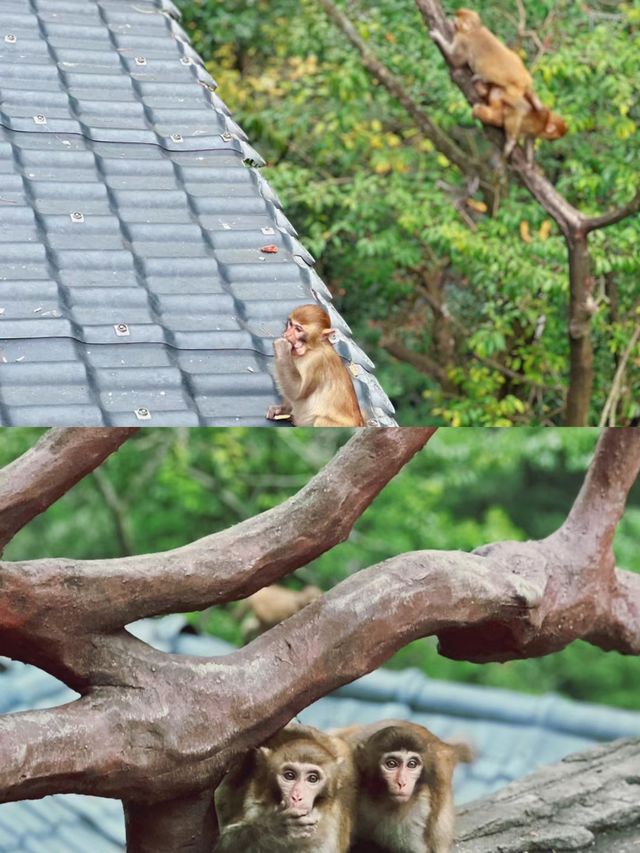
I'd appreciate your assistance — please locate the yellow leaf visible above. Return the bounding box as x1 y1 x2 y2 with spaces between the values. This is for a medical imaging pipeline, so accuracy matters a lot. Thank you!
374 161 391 174
436 154 450 168
539 220 552 240
520 220 532 243
371 119 382 132
466 199 487 213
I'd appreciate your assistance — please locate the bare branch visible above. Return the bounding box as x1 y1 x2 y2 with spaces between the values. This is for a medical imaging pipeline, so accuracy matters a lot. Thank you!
598 317 640 426
584 188 640 233
0 428 138 551
315 0 478 176
0 429 436 657
558 428 640 556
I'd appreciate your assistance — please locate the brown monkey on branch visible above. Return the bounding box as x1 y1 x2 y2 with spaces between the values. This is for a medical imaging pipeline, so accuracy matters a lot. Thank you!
238 584 322 641
214 724 356 852
472 81 567 162
430 8 543 156
266 304 365 427
334 720 473 853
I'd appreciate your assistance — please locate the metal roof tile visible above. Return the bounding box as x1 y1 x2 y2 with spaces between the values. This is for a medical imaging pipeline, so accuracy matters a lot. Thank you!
0 0 395 425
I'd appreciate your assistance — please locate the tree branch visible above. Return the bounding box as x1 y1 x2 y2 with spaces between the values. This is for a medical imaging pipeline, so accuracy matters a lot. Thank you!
0 428 436 674
315 0 479 177
584 188 640 233
1 536 637 804
558 427 640 557
0 428 138 551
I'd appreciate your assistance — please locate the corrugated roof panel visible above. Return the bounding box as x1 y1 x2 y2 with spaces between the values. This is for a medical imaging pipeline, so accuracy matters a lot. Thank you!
0 0 395 425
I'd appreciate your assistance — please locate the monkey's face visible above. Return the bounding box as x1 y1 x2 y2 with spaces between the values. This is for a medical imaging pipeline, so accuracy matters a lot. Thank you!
542 113 568 140
277 761 326 813
455 8 481 32
284 317 308 356
379 750 423 803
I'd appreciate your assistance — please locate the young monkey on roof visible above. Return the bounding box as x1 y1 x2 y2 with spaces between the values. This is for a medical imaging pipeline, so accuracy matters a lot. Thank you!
266 304 365 427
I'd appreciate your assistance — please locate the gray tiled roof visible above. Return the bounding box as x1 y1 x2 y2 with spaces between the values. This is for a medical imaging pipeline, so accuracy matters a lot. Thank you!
0 0 395 425
2 615 640 852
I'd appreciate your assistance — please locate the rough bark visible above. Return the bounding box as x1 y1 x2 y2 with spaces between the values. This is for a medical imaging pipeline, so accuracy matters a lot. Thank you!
0 427 638 852
0 428 138 552
455 738 640 852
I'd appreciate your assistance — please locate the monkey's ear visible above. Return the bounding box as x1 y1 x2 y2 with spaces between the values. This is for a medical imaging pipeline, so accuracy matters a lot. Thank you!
257 746 272 762
321 327 336 340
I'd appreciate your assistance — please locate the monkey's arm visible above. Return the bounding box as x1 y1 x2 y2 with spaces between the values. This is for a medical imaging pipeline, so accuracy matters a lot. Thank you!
215 820 278 853
273 338 306 400
430 30 467 66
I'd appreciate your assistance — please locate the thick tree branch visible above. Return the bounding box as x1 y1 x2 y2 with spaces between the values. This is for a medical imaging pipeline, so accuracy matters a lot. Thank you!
559 427 640 556
0 428 138 551
1 536 638 805
0 428 435 671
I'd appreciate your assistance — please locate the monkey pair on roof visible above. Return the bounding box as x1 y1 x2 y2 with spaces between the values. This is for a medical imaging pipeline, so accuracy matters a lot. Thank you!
431 9 567 160
214 719 472 852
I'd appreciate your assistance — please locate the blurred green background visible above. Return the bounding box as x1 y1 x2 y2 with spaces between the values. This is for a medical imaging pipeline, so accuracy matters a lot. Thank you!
170 0 640 426
3 428 639 709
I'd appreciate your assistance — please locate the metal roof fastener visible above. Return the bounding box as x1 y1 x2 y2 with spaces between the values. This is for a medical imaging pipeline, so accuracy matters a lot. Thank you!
135 56 147 66
33 114 47 125
70 211 85 223
134 407 151 420
221 131 233 142
114 323 130 336
170 133 183 143
4 34 17 44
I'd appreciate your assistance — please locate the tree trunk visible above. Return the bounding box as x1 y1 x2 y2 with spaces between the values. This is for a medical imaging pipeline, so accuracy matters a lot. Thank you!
124 791 218 853
566 234 595 426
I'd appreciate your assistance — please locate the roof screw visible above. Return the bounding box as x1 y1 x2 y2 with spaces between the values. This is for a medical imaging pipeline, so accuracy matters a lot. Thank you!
170 133 183 143
221 131 233 142
134 407 151 420
114 323 130 336
261 226 275 236
33 114 47 125
135 56 147 66
70 211 84 223
5 34 17 44
180 56 191 65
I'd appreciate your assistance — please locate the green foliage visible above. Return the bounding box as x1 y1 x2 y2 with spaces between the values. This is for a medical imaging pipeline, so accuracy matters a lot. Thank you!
3 428 639 710
176 0 640 425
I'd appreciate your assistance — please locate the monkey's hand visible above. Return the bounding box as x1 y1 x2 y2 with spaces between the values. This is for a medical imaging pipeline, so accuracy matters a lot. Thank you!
273 337 293 360
266 404 292 420
281 807 319 839
429 30 448 50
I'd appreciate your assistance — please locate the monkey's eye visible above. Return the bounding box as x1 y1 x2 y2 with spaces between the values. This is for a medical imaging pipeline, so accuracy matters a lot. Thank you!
294 324 303 333
385 758 399 769
407 758 421 769
283 770 296 781
307 773 320 784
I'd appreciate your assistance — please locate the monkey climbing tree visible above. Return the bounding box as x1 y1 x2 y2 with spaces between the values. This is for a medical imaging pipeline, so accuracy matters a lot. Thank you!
0 427 639 852
315 0 640 427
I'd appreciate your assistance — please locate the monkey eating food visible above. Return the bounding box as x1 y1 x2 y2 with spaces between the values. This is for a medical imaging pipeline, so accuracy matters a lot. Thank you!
214 723 356 853
431 8 546 156
335 720 473 853
266 304 365 428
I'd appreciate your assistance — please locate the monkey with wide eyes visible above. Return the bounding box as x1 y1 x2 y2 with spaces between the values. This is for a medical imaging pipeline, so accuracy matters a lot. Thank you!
266 303 365 427
334 720 473 853
472 81 567 162
214 723 356 852
431 8 543 156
